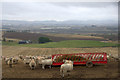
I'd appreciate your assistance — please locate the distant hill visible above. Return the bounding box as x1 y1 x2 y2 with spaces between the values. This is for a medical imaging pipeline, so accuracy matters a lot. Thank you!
2 20 117 27
2 20 118 34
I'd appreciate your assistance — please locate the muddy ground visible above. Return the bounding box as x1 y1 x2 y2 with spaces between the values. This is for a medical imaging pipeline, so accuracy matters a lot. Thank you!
2 46 119 78
2 59 119 78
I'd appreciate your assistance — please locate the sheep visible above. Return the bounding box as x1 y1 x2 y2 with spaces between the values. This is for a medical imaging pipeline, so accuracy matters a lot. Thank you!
38 57 52 69
107 54 119 61
44 55 52 59
19 55 24 60
60 60 73 77
12 57 19 64
1 56 5 60
7 58 13 68
23 56 31 64
37 56 45 64
29 59 37 70
28 55 33 59
107 54 111 60
5 57 10 64
33 56 40 65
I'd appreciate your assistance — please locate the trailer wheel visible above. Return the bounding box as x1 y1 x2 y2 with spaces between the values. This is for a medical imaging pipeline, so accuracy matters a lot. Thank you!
86 61 93 68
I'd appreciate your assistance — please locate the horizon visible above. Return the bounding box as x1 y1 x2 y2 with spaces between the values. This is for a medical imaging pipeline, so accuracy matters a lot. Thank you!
2 19 118 22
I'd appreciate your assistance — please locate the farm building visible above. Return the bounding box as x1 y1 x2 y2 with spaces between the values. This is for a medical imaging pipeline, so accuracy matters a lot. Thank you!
18 40 32 44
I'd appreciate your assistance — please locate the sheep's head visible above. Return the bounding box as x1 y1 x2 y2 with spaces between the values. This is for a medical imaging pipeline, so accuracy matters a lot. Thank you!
10 58 13 61
63 60 73 64
107 53 113 59
62 59 66 63
63 60 70 63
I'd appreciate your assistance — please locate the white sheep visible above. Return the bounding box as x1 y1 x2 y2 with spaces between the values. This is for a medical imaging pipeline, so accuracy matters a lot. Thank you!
38 57 52 69
37 56 45 64
60 60 73 77
12 57 19 64
19 55 24 60
33 56 40 65
7 58 13 68
1 56 5 60
107 54 117 61
23 56 31 64
29 59 37 70
44 55 52 59
5 57 10 64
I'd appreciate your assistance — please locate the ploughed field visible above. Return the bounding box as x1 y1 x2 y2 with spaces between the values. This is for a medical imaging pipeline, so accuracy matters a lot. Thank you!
2 46 119 78
3 32 107 42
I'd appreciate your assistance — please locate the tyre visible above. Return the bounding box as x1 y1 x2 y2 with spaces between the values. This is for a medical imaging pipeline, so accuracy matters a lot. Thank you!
86 61 93 68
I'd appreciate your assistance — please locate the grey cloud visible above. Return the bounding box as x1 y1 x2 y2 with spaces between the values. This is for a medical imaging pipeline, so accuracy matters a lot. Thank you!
49 2 118 8
2 2 118 21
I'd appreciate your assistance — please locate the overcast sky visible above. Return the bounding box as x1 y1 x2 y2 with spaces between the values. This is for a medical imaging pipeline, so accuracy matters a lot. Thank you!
2 2 118 21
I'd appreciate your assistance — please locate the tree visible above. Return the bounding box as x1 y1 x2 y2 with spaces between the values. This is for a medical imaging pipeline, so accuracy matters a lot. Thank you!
3 37 6 42
38 37 52 43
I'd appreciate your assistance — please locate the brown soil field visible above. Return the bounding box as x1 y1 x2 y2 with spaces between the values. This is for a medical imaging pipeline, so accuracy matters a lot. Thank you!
2 46 119 78
3 32 108 42
2 46 118 58
45 33 104 39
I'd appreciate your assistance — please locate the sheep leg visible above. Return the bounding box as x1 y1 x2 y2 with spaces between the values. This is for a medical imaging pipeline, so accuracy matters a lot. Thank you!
31 66 34 70
49 65 51 68
6 61 7 64
61 69 65 78
42 65 45 69
62 73 64 78
9 64 12 68
68 72 70 76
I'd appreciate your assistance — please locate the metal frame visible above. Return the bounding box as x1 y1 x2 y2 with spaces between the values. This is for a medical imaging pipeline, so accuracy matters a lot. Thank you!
52 52 107 66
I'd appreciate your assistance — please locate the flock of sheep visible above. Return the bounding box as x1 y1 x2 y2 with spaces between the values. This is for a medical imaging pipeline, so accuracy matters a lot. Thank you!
1 53 120 78
1 55 74 77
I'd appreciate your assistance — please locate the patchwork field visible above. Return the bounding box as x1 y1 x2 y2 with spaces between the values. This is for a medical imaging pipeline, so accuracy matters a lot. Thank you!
3 32 108 42
1 31 119 78
2 46 119 78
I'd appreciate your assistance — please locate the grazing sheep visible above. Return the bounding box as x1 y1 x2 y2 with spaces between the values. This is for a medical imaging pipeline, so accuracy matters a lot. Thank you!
5 57 10 64
28 55 33 59
60 60 73 77
107 54 111 60
23 56 31 64
7 58 13 68
19 55 24 60
33 56 40 65
12 57 19 64
107 54 119 61
1 56 5 60
37 56 45 64
44 55 52 59
38 58 52 69
29 59 36 70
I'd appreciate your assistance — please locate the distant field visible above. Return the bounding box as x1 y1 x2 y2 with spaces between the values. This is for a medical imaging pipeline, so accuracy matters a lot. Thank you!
3 32 108 42
45 33 104 39
2 40 118 48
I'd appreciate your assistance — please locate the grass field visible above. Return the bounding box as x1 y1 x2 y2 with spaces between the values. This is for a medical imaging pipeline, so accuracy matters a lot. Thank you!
2 40 118 48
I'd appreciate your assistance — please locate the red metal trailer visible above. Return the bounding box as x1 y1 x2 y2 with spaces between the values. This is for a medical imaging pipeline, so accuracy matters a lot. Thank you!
52 52 107 67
